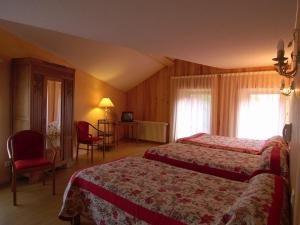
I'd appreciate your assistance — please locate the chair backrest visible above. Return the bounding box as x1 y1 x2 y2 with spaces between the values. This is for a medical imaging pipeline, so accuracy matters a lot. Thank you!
76 121 90 142
7 130 44 161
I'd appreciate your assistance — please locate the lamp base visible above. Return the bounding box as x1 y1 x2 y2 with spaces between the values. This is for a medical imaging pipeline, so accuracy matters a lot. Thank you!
104 108 108 121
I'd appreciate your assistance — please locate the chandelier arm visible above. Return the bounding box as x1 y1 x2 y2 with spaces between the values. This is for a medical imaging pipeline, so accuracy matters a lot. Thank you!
278 65 298 78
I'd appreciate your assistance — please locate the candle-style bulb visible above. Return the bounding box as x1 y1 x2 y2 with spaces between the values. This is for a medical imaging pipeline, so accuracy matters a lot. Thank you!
277 39 284 51
276 39 285 59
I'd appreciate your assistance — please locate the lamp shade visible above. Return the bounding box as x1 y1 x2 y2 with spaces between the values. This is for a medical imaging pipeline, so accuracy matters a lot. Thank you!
99 97 114 108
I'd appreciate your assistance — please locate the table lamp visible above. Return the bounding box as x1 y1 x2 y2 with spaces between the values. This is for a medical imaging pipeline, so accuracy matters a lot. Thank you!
99 97 114 120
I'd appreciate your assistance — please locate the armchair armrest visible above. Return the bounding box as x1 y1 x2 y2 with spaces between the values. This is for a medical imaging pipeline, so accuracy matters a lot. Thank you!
89 123 105 136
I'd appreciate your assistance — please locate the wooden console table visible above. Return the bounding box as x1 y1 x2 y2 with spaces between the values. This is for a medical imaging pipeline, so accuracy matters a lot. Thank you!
97 119 117 149
98 120 139 146
116 121 139 144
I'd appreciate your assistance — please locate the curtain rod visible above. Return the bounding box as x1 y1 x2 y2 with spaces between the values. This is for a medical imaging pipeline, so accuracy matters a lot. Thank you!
171 70 276 79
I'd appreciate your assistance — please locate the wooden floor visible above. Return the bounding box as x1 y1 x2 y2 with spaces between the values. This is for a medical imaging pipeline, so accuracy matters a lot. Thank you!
0 140 157 225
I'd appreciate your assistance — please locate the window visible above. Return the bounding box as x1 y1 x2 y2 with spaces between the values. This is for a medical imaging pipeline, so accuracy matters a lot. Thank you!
237 89 287 139
174 89 211 140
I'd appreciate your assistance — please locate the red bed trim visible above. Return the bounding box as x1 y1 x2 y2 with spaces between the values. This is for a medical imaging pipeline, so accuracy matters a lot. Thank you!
270 146 281 175
144 152 250 181
267 176 284 225
66 177 185 225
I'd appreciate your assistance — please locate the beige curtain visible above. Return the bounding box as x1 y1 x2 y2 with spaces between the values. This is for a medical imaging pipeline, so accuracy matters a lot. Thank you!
219 71 289 137
169 75 219 142
169 71 289 141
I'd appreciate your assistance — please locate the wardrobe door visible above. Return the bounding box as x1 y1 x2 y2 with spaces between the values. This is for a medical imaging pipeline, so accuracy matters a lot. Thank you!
11 62 31 132
63 79 74 160
30 72 44 132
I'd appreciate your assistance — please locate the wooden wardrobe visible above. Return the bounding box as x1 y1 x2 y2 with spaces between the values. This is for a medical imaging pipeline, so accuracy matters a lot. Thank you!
11 58 75 165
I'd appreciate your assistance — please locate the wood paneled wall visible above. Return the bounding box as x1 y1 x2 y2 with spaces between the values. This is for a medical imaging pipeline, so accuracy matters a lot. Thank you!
126 59 273 124
289 69 300 225
126 65 170 123
289 6 300 223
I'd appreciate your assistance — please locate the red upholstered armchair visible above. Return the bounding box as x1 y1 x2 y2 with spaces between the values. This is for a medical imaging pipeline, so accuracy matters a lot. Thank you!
6 130 57 206
75 121 105 162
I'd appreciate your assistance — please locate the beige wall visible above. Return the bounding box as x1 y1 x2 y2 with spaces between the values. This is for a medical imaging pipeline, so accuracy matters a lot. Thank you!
74 69 126 126
0 28 126 183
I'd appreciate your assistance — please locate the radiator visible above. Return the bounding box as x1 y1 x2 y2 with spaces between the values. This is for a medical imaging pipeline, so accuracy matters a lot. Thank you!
136 120 168 143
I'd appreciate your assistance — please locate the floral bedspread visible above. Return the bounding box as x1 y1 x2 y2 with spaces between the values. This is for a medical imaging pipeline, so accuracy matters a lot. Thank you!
260 145 289 179
59 157 248 225
177 133 267 155
59 157 288 225
144 143 288 181
220 174 290 225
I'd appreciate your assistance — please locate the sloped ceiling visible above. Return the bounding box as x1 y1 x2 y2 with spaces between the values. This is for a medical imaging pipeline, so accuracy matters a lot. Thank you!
0 20 171 91
0 0 297 89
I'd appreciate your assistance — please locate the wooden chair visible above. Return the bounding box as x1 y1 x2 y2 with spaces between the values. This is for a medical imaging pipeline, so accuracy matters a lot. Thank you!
75 121 105 162
6 130 57 206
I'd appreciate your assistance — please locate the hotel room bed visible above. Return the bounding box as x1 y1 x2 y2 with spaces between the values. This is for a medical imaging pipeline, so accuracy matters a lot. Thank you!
59 157 289 225
144 143 288 181
177 133 287 155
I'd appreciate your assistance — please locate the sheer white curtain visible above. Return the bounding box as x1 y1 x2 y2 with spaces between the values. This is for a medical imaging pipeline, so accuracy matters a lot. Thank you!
237 88 287 139
218 71 289 138
175 89 211 139
170 75 218 141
